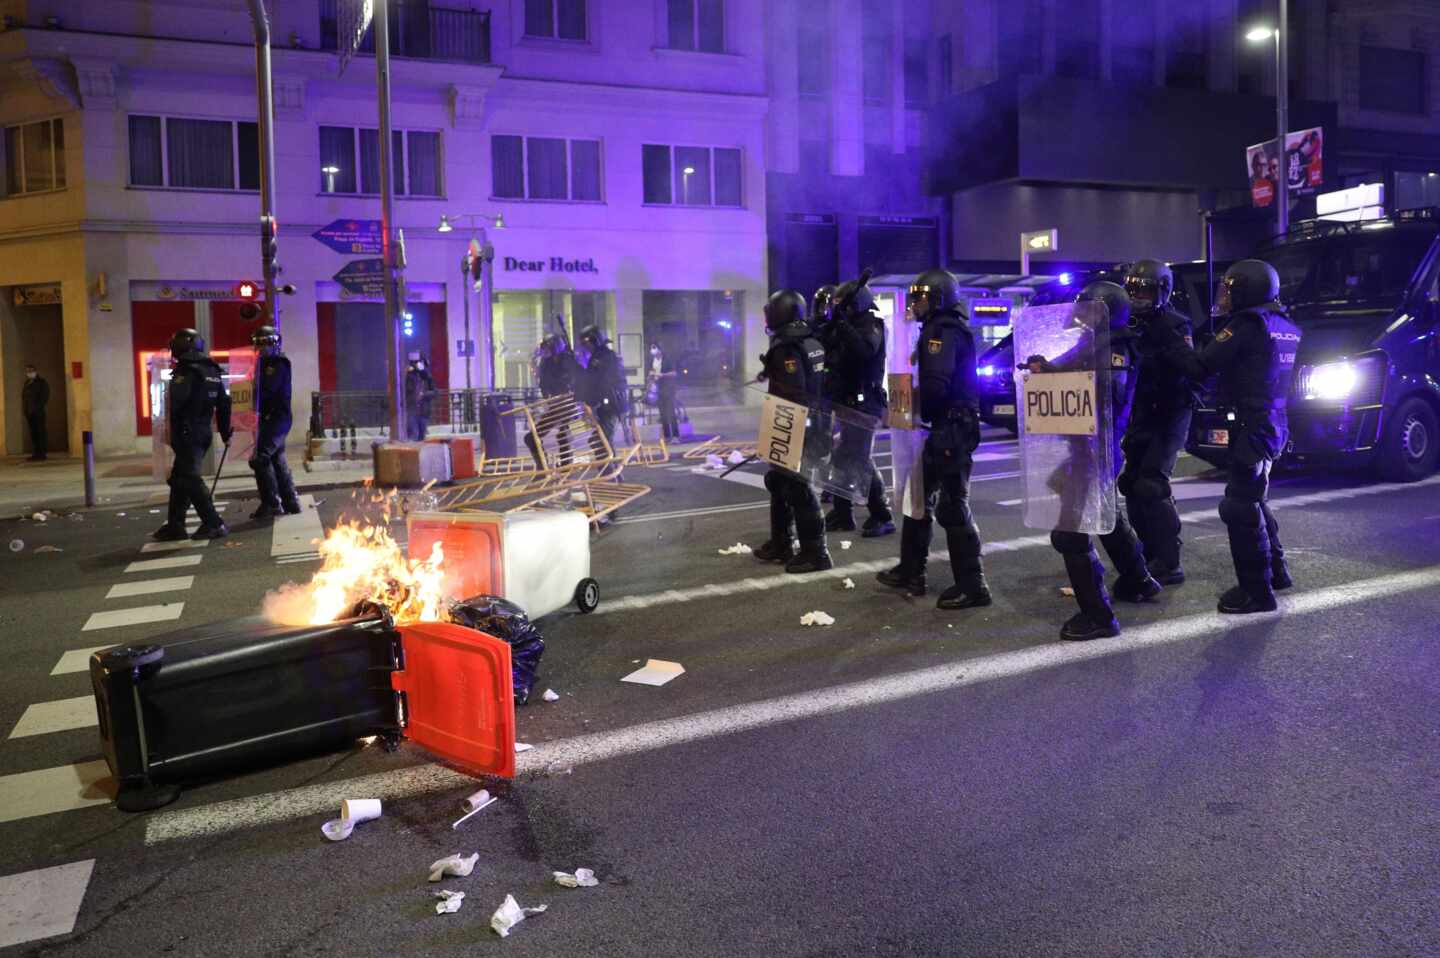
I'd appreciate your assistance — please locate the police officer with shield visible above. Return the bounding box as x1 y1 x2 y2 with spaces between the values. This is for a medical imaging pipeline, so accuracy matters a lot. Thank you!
877 269 991 609
577 325 627 454
154 329 232 541
822 276 895 537
754 289 833 574
1030 283 1162 640
525 334 580 468
1120 260 1196 584
1154 259 1299 613
248 326 301 520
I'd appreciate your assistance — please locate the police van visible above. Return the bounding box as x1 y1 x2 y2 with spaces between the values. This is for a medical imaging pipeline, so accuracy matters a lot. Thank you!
1187 208 1440 481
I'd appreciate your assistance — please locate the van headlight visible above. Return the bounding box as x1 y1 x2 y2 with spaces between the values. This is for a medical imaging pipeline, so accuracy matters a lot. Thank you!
1299 355 1384 403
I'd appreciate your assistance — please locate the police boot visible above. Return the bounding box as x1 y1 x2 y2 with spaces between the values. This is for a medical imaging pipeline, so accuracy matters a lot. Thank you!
1102 518 1162 603
251 504 279 521
1147 558 1186 587
877 517 929 596
154 482 189 540
824 498 857 532
1060 551 1120 641
1271 557 1293 591
754 499 795 563
190 522 229 540
282 500 304 516
785 539 834 574
152 524 188 541
1218 562 1277 614
861 475 895 537
937 526 991 610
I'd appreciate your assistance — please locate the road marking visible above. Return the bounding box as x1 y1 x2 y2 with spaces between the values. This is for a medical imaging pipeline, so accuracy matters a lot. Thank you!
276 553 323 565
616 501 769 525
140 539 210 554
973 451 1017 462
124 554 204 574
998 479 1229 508
9 696 96 739
105 576 194 600
718 469 766 490
272 494 323 559
0 761 113 824
82 602 184 633
0 860 96 950
143 564 1440 845
50 647 111 676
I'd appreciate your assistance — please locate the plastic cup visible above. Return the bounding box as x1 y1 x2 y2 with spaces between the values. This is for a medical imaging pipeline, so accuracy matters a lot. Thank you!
341 798 382 824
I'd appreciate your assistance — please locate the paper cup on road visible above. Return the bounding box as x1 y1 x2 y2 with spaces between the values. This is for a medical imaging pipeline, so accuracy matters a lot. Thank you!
342 799 382 824
462 790 491 813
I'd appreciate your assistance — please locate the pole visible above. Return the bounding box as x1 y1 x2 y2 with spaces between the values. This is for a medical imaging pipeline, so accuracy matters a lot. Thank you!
375 0 406 441
244 0 280 329
478 226 496 390
461 253 473 390
82 430 96 507
1275 3 1290 236
1019 235 1029 277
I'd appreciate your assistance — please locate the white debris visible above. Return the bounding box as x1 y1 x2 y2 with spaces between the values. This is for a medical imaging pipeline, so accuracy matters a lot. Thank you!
621 659 685 686
149 509 161 514
703 454 725 470
800 611 836 627
840 540 852 550
542 688 561 702
434 890 466 915
726 450 747 465
842 578 855 590
8 540 22 553
428 852 479 882
490 895 548 938
452 791 498 829
515 742 534 753
320 798 382 841
1060 586 1075 597
34 545 62 553
31 512 47 522
717 542 753 555
117 512 126 517
553 868 599 889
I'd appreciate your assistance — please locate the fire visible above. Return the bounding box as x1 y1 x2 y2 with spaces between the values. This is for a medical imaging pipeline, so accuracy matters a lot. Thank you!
263 520 447 626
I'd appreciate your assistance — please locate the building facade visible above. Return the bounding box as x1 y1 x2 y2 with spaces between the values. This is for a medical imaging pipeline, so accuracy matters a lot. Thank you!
0 0 770 457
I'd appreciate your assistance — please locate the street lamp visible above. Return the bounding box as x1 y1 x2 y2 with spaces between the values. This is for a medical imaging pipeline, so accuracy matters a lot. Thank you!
321 164 339 193
1247 7 1289 235
437 212 506 391
682 166 695 204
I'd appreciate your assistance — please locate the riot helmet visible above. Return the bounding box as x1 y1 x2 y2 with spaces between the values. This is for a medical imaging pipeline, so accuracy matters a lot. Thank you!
168 328 205 356
1123 259 1173 313
833 277 877 318
1217 259 1280 315
578 324 606 348
1077 280 1132 331
251 324 281 353
811 286 837 327
764 289 807 333
908 269 961 320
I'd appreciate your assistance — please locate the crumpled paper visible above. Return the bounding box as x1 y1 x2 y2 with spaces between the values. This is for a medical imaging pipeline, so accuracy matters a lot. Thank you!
840 540 852 550
515 742 534 753
31 512 49 522
801 611 836 627
726 450 747 465
434 890 465 915
553 868 598 888
490 894 548 937
429 852 479 882
34 545 63 553
542 689 561 702
717 542 752 555
842 578 855 590
704 454 725 470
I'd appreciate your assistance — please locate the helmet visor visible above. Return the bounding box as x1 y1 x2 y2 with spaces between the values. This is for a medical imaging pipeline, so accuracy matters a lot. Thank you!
907 286 935 318
1124 276 1159 311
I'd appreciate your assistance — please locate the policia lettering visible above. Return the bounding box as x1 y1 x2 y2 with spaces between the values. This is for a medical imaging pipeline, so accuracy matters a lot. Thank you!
1157 259 1300 614
153 328 232 542
248 325 301 520
753 289 834 574
876 269 992 610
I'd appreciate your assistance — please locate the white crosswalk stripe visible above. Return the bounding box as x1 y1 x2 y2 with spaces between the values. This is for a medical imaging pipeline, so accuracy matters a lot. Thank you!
0 762 113 824
140 538 210 554
105 575 194 599
50 647 112 676
8 696 96 739
0 859 96 949
272 494 324 559
82 602 184 632
124 554 203 574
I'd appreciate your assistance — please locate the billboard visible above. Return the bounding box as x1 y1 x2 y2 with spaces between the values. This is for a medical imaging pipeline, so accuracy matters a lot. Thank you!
1248 127 1324 208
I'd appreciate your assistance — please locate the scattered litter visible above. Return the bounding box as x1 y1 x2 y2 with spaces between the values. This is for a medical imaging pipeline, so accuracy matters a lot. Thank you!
223 541 246 548
621 659 685 687
433 890 466 915
428 852 479 882
1060 586 1075 597
149 509 161 514
452 790 497 829
703 454 725 470
117 512 126 517
800 611 836 627
8 540 23 553
717 542 752 556
553 868 598 889
726 450 747 465
842 578 855 590
67 513 83 521
34 545 62 553
31 512 47 522
320 798 382 841
840 540 852 550
490 895 547 938
542 689 560 702
515 742 534 753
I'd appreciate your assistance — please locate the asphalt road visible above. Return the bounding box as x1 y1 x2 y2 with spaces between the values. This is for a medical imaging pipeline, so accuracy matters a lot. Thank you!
1 432 1437 956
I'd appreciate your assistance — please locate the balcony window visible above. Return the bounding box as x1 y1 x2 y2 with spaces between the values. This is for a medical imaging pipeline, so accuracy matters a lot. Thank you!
525 0 586 40
127 115 257 191
937 34 952 97
642 144 742 207
1360 46 1427 115
319 125 443 197
3 117 65 196
667 0 723 53
1164 8 1208 90
491 135 603 202
317 0 491 63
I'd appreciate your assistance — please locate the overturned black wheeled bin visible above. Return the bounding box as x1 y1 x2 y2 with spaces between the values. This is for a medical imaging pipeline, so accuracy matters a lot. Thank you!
480 393 518 458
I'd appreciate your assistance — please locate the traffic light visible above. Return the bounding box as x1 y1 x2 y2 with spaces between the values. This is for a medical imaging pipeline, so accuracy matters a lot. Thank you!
402 310 415 338
236 280 258 300
260 215 279 279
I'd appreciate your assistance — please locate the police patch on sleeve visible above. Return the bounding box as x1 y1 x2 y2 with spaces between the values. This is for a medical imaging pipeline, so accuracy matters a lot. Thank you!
783 358 798 374
1215 327 1234 342
1112 353 1128 367
926 339 943 354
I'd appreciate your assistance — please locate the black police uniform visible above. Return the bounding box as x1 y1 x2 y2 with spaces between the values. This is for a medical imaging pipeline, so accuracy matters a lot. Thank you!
1161 291 1299 612
250 352 300 516
526 346 581 467
405 361 436 441
1122 304 1197 580
578 339 627 454
757 317 832 572
164 349 231 535
822 289 893 535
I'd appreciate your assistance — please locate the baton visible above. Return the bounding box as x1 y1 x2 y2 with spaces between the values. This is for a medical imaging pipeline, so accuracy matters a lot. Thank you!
210 441 230 498
719 453 758 478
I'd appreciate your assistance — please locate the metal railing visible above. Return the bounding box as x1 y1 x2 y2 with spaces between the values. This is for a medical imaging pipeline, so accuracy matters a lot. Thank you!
319 0 491 64
308 387 541 446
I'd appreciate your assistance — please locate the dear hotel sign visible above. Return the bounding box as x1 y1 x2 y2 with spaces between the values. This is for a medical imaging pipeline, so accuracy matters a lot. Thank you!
502 256 599 275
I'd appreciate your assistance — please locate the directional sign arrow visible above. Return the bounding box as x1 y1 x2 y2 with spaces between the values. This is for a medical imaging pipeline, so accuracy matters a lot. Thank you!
313 219 384 256
333 258 387 296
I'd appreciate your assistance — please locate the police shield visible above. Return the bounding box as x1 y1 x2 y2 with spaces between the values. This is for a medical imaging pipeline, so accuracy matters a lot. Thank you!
1013 300 1117 535
751 385 882 499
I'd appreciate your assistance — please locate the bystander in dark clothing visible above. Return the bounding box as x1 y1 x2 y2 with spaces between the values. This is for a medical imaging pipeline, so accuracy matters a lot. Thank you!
21 365 49 461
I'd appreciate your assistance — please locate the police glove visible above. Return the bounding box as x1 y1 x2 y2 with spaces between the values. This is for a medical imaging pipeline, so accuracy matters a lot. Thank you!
222 431 234 445
1020 354 1056 374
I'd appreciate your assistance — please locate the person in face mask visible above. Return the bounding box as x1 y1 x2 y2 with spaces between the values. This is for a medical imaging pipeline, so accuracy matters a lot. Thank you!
21 363 50 462
405 352 437 441
648 343 680 441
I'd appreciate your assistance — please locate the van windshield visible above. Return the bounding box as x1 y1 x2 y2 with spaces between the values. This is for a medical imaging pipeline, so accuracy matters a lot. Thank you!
1257 228 1435 308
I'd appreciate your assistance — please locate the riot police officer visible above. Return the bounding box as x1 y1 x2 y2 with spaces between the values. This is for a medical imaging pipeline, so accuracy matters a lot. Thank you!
1035 282 1163 641
248 325 301 520
154 328 232 541
1120 259 1196 584
1155 259 1299 613
404 352 436 440
876 269 990 609
822 276 894 536
754 289 833 574
526 334 580 467
577 325 627 454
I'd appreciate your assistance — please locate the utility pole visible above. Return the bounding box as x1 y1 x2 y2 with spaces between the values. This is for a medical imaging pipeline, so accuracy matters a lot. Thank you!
243 0 280 328
375 0 406 441
1275 0 1290 235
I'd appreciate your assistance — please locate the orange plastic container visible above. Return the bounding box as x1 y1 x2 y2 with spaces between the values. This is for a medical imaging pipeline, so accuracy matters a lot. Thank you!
427 437 477 480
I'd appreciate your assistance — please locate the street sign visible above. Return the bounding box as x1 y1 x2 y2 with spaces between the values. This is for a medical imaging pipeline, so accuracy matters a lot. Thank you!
334 258 386 297
313 219 383 255
1019 228 1059 276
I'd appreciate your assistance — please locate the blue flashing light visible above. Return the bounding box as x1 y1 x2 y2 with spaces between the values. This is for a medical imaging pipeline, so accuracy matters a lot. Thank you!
1058 272 1074 286
716 320 733 330
978 364 996 377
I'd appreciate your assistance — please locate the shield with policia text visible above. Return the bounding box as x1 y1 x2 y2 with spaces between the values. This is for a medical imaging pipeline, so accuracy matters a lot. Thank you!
1012 300 1117 535
750 385 883 500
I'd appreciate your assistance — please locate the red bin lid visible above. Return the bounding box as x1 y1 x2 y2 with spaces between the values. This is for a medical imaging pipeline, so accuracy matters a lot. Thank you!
394 622 515 779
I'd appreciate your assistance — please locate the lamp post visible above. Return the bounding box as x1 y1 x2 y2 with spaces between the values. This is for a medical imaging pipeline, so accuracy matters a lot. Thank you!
1247 7 1289 235
439 212 505 392
682 165 694 204
321 164 339 193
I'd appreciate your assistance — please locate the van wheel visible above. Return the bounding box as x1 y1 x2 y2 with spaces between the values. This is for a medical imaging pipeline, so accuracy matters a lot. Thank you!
1378 397 1440 482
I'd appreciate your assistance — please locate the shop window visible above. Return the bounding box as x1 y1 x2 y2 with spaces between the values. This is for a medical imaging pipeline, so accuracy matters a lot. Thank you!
1360 46 1427 115
642 144 742 207
127 115 257 191
1395 171 1440 211
491 135 603 202
667 0 723 53
524 0 586 40
3 117 65 196
641 290 742 385
318 125 442 196
797 0 830 97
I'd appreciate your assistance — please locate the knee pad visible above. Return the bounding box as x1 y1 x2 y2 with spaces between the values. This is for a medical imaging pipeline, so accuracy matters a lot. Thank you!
782 478 814 510
1218 495 1262 528
935 496 973 530
763 469 786 495
1050 529 1090 555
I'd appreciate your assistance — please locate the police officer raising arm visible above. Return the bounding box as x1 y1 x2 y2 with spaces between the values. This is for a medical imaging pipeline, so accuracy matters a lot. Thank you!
822 276 895 537
248 326 301 520
154 328 231 541
876 269 991 610
1153 259 1299 613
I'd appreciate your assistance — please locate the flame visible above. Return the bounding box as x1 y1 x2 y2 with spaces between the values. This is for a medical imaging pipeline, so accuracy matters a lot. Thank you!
263 520 447 626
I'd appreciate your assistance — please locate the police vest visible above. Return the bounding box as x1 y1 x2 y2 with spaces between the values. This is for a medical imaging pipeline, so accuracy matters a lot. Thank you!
768 323 826 401
919 312 979 410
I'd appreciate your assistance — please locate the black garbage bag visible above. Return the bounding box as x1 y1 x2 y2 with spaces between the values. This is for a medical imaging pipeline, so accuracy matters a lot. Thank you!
448 595 545 705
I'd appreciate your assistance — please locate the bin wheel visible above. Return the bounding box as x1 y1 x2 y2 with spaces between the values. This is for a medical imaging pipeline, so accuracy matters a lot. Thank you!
575 578 600 614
